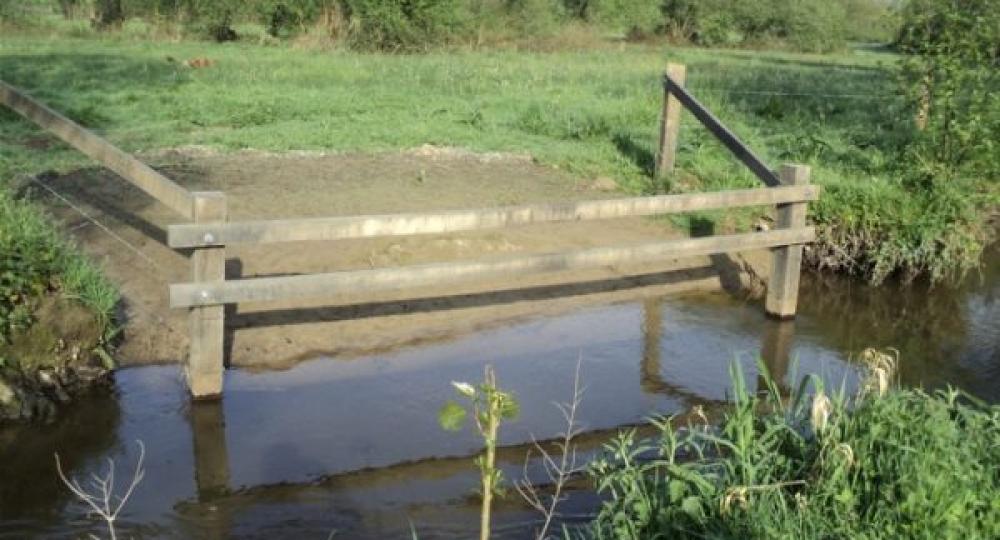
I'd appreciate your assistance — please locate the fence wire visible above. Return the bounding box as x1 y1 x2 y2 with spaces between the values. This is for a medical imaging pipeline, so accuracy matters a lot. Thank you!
26 175 175 326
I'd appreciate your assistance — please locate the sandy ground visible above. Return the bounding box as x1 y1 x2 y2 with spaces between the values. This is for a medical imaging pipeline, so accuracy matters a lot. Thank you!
23 147 769 370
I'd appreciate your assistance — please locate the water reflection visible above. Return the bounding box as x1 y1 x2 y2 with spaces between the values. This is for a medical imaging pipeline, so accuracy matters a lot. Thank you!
796 247 999 401
1 246 995 538
0 390 120 532
190 401 231 501
760 320 795 393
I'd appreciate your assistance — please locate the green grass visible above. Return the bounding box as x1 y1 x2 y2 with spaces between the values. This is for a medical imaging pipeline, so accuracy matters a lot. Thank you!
586 352 1000 539
0 187 118 353
0 35 995 283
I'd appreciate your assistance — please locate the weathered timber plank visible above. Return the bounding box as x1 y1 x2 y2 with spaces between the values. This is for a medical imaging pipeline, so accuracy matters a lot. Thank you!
170 227 815 308
168 184 820 248
187 192 227 398
663 75 781 187
765 165 810 318
0 80 195 219
656 63 687 177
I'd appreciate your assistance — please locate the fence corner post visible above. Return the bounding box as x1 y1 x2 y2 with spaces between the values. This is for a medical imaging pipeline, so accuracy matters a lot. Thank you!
765 164 810 319
656 62 687 180
188 191 227 399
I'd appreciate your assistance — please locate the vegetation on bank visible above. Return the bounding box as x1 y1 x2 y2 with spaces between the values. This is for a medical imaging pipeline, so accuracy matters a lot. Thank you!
0 188 117 371
1 0 898 53
587 352 1000 539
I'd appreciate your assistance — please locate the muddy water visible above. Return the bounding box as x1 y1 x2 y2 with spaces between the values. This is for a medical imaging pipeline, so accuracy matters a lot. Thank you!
1 249 996 539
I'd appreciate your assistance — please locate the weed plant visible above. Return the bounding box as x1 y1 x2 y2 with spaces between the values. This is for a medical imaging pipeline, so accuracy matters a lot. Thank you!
440 365 520 540
586 352 1000 539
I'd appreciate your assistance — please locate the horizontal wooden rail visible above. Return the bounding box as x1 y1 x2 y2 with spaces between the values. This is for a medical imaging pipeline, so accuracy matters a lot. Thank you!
0 80 195 219
663 74 781 187
168 185 819 248
170 227 814 308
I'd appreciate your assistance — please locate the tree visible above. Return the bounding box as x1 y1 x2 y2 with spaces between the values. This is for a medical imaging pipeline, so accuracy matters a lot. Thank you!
897 0 1000 181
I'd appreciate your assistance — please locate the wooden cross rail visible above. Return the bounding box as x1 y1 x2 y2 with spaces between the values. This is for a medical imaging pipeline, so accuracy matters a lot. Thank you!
170 227 815 308
653 63 813 317
167 185 819 248
0 81 196 219
1 64 818 401
656 66 781 187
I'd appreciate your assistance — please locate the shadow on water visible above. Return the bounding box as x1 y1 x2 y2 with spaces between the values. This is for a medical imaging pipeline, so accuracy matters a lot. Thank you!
0 390 120 527
611 132 656 180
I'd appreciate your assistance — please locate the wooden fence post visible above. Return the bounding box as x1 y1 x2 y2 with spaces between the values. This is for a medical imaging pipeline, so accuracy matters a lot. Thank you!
188 192 227 398
765 164 810 319
656 63 687 178
191 400 231 498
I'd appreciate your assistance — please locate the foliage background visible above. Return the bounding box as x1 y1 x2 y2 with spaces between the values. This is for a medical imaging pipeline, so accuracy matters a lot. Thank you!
1 0 900 52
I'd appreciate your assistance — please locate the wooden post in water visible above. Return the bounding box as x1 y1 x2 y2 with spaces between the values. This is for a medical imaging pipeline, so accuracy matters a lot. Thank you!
190 400 231 498
759 320 795 394
188 192 227 398
765 164 810 319
656 63 687 179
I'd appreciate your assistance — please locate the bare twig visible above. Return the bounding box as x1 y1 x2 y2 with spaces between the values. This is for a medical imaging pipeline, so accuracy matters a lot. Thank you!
55 440 146 540
515 357 586 540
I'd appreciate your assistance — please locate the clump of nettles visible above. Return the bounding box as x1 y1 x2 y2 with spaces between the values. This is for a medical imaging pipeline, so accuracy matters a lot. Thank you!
588 350 1000 539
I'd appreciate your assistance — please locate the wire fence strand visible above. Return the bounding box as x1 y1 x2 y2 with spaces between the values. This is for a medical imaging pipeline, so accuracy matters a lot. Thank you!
26 176 177 326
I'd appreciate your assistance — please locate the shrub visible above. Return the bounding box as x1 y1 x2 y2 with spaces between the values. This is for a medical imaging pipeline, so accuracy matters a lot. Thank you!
498 0 566 39
840 0 898 42
588 0 661 37
896 0 1000 182
254 0 333 38
339 0 470 51
660 0 849 52
93 0 124 28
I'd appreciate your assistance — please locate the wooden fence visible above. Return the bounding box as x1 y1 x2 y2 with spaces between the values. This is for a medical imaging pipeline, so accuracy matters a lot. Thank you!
1 62 818 399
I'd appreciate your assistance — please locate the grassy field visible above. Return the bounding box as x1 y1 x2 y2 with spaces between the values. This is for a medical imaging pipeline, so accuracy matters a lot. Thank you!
0 35 996 285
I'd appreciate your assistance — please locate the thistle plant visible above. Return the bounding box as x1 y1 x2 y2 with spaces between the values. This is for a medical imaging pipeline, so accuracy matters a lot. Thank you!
439 365 519 540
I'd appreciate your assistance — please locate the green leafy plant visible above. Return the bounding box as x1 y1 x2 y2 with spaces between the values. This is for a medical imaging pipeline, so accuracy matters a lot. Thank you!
896 0 1000 183
587 351 1000 539
439 365 519 540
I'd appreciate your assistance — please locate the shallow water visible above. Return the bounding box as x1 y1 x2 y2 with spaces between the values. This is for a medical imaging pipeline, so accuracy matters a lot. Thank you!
1 249 996 539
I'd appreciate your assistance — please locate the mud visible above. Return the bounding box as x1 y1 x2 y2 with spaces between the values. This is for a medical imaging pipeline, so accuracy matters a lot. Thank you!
25 148 768 369
0 295 113 423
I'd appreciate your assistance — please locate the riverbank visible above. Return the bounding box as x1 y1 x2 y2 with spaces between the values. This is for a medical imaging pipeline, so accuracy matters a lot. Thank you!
0 189 117 422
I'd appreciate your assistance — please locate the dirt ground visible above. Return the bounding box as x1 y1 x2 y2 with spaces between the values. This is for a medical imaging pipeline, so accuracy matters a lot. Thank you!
23 146 769 370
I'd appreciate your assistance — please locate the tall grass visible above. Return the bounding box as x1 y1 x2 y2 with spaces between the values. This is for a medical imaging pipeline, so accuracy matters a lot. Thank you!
586 352 1000 538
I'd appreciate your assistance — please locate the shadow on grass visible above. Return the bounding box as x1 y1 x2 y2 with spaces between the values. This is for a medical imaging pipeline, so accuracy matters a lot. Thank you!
612 131 656 179
0 54 188 128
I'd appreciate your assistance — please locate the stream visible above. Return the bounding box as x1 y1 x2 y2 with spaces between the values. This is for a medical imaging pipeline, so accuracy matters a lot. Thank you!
1 248 996 539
